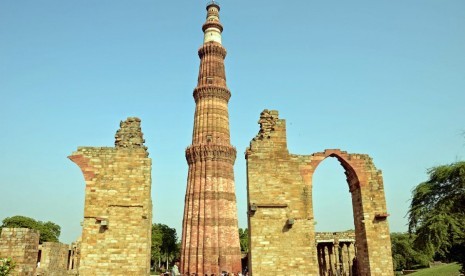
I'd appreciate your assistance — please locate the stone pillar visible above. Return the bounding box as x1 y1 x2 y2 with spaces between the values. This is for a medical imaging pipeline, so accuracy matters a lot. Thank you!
317 245 325 276
69 117 152 276
348 242 356 276
341 243 349 276
326 245 332 275
334 242 341 275
0 228 40 276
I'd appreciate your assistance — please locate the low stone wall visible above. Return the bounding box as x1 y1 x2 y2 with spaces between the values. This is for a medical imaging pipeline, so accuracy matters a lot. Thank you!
0 228 40 276
315 231 356 242
37 242 69 276
67 239 80 271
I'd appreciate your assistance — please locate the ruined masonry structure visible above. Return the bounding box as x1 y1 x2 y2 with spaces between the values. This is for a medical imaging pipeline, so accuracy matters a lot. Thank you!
69 117 152 276
37 242 69 275
316 232 356 276
246 110 394 276
0 228 79 275
0 228 39 276
181 2 242 275
67 239 81 272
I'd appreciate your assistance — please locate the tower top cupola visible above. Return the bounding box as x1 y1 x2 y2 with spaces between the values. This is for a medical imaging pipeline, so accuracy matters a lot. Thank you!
206 0 220 11
203 1 223 44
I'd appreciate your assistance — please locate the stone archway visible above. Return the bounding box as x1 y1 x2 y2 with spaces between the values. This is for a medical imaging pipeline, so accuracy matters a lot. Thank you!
245 110 393 276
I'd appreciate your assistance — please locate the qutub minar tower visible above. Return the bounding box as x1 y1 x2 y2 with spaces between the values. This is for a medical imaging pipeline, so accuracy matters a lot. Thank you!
181 1 242 275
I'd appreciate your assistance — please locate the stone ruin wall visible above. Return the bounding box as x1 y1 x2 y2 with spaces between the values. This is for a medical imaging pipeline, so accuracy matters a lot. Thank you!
246 110 394 276
37 242 70 276
0 228 80 276
1 118 150 276
246 110 317 275
36 239 80 275
67 239 80 272
69 117 152 276
0 228 39 276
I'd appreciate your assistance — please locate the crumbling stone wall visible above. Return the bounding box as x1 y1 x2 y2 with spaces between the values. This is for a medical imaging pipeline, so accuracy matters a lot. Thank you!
69 117 152 276
0 228 39 276
37 242 69 276
67 239 80 272
246 110 393 276
315 231 355 242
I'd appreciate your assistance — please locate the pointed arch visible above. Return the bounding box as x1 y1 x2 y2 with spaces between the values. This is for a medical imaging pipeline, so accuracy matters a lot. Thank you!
246 110 394 276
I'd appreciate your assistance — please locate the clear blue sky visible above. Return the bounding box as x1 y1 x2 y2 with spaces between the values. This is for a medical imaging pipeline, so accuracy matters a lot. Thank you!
1 1 464 244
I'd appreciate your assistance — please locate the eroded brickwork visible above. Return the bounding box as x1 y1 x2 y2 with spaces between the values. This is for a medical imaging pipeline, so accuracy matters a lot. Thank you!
246 110 393 276
315 231 355 242
181 3 241 275
0 228 39 276
37 242 69 276
67 239 80 272
69 117 152 276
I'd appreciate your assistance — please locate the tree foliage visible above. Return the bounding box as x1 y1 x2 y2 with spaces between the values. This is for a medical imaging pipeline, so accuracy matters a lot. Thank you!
408 161 465 271
391 233 430 271
239 228 248 253
0 216 61 243
151 223 179 269
0 258 15 276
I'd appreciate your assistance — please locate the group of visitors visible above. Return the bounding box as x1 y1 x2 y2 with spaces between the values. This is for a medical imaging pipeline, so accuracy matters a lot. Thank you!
166 260 247 276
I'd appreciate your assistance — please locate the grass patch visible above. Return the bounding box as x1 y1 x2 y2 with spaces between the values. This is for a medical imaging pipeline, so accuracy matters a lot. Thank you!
408 263 461 276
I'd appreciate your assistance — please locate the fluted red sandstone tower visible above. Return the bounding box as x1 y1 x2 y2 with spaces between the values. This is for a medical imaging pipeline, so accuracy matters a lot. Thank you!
181 2 242 275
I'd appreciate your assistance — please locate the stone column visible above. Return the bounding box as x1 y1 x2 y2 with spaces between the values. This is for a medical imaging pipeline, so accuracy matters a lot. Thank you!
318 245 326 276
341 243 349 276
349 242 357 276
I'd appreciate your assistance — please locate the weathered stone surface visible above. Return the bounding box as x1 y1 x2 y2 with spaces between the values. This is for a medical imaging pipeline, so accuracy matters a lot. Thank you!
67 239 80 273
37 242 69 276
0 228 39 276
316 231 356 276
246 110 394 276
69 117 152 276
181 3 241 275
115 117 147 151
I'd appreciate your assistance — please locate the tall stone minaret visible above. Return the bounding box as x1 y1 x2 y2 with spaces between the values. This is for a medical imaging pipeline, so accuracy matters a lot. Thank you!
181 2 242 275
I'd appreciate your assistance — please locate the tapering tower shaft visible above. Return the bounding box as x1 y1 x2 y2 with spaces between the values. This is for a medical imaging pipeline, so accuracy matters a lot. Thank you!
181 2 242 275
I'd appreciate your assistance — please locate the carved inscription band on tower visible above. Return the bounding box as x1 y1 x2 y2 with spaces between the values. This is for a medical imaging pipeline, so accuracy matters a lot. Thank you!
181 2 242 275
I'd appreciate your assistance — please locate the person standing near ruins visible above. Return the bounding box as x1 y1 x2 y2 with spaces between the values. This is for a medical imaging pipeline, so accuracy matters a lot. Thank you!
171 260 181 276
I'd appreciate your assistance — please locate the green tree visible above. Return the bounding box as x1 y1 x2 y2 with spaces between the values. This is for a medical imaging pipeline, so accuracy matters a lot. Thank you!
239 228 248 253
0 216 61 243
391 232 430 271
151 223 178 271
151 224 163 266
408 161 465 271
